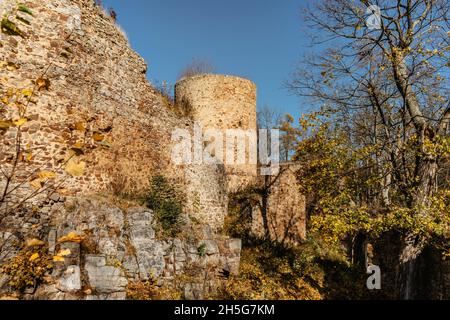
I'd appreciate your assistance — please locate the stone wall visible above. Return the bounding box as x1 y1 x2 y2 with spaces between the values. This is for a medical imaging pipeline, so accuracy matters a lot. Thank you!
175 74 258 192
185 164 228 230
0 197 241 300
0 0 308 300
0 0 183 195
0 0 228 230
251 163 307 243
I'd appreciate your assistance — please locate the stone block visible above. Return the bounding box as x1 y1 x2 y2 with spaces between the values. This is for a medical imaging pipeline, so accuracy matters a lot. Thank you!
56 265 81 292
226 238 242 253
85 255 106 267
85 255 127 293
202 240 219 255
86 292 127 300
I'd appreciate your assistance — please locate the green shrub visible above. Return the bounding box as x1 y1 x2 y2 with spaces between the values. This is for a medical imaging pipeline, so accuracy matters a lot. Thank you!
197 243 206 257
147 175 184 237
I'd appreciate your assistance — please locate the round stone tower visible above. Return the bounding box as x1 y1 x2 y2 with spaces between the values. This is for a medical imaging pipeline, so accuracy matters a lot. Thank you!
175 74 258 191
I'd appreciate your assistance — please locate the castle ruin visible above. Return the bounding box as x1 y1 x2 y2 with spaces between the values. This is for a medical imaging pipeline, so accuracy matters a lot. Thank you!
0 0 306 299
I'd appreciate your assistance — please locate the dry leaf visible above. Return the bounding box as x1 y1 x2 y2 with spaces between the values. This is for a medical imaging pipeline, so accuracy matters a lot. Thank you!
65 159 86 177
56 188 73 196
74 122 86 132
57 231 84 244
97 140 112 148
30 178 43 190
13 118 27 126
6 62 19 71
38 171 56 179
36 77 50 91
29 253 40 261
0 296 19 300
84 289 92 295
70 143 85 156
0 119 12 130
26 238 45 247
56 249 71 257
72 142 84 149
92 132 104 142
53 256 65 262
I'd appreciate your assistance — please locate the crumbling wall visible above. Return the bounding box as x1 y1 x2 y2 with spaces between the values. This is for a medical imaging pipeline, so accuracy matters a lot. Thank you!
251 163 306 243
0 0 187 197
0 0 234 300
0 0 228 230
185 164 229 230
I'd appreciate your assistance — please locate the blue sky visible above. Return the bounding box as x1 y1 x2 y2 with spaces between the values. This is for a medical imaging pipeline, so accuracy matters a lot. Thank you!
101 0 311 120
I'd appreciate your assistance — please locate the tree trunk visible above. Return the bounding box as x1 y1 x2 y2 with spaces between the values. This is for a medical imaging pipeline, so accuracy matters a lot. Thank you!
398 234 422 299
261 175 270 239
414 156 438 208
391 49 441 299
398 157 438 299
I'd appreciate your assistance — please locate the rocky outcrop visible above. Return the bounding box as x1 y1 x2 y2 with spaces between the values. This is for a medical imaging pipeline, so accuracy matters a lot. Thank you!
0 197 241 300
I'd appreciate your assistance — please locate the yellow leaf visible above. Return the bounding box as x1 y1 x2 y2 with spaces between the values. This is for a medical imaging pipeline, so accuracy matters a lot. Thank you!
29 253 40 261
26 239 45 247
53 256 65 262
21 89 33 97
74 122 86 132
72 142 84 149
6 62 19 71
69 142 85 156
6 88 15 98
38 171 56 179
30 178 43 190
0 119 13 130
65 160 86 177
57 232 84 244
36 77 50 91
56 249 71 257
56 188 72 196
92 132 104 142
13 118 27 126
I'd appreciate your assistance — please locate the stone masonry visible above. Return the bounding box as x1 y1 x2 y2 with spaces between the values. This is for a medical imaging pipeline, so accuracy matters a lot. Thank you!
175 74 258 192
251 163 307 243
0 197 241 300
0 0 306 300
0 0 228 230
